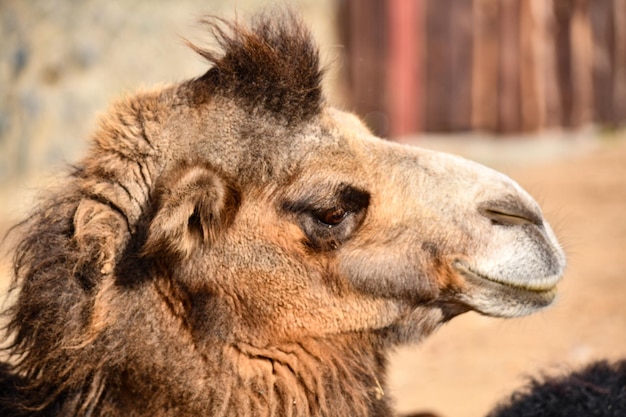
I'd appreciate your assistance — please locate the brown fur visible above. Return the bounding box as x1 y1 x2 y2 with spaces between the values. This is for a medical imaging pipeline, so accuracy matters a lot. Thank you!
0 10 565 417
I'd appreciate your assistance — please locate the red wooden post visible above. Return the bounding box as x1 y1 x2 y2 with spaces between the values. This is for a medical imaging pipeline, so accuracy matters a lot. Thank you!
386 0 423 137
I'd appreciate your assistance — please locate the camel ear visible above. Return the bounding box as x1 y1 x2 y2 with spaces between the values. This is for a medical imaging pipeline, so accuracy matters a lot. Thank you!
144 163 239 259
73 199 130 282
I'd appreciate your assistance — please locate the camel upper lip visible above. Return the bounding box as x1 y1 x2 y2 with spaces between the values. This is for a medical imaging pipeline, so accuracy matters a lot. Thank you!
453 261 560 293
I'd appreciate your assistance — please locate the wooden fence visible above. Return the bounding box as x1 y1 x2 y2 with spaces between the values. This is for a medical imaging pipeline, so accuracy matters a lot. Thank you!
339 0 626 137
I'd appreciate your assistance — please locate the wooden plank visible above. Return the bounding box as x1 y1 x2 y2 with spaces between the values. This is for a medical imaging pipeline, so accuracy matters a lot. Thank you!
553 0 574 127
341 0 388 136
424 0 453 131
449 0 473 131
614 0 626 125
498 0 522 133
425 0 473 132
589 0 615 125
472 0 500 132
569 0 594 127
541 0 564 129
519 0 544 131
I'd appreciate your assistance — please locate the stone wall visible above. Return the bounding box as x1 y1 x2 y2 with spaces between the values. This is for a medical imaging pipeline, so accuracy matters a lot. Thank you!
0 0 339 188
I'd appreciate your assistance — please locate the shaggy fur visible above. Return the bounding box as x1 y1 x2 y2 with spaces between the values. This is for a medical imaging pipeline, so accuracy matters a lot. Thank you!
187 12 324 122
488 360 626 417
0 10 565 417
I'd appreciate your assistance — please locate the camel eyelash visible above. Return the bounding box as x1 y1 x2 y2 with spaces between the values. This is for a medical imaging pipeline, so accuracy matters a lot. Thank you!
282 184 371 216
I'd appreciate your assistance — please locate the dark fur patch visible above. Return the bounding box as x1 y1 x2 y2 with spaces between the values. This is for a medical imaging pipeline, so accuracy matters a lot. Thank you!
188 10 325 122
487 360 626 417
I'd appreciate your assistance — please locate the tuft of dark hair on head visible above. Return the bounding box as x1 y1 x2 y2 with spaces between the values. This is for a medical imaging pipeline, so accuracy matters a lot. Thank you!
186 9 325 123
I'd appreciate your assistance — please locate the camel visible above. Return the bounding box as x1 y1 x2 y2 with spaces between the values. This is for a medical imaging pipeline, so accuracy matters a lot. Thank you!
0 11 565 417
487 359 626 417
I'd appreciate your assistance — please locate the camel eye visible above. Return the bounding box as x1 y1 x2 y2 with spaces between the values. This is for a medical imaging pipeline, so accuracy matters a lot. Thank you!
283 184 370 251
315 207 347 227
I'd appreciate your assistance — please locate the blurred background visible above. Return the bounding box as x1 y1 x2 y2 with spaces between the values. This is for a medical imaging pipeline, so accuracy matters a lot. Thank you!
1 1 625 417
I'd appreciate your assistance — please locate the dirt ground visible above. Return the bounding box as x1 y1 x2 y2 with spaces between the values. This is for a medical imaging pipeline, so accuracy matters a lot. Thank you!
389 132 626 417
0 132 625 417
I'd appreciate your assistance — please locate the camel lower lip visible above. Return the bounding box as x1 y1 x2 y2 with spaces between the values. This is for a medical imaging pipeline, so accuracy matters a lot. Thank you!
453 261 558 318
454 262 558 294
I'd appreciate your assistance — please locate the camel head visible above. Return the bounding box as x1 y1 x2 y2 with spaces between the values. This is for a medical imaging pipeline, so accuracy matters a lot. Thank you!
2 11 566 416
132 14 566 346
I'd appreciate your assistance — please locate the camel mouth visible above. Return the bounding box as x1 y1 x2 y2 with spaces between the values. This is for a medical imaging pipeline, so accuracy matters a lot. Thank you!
452 261 559 317
453 260 558 298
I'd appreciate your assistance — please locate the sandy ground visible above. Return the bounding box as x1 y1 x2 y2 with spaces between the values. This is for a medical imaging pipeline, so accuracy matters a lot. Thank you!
389 132 626 417
0 132 625 416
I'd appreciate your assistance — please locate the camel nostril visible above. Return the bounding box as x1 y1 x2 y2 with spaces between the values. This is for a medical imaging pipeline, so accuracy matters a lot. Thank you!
479 198 543 227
